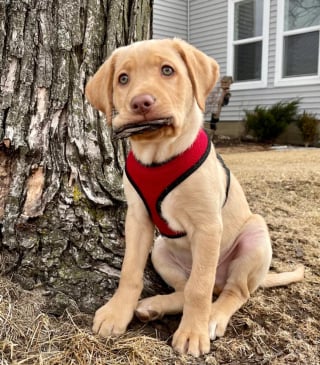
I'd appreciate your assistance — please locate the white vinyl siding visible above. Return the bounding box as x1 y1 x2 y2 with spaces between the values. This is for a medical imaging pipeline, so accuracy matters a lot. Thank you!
153 0 188 40
189 0 227 75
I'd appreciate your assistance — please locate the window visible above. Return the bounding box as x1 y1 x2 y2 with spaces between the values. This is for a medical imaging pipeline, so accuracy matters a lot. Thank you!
275 0 320 86
227 0 270 90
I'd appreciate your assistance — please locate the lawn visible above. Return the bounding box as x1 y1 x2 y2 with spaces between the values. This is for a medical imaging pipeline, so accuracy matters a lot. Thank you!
0 147 319 364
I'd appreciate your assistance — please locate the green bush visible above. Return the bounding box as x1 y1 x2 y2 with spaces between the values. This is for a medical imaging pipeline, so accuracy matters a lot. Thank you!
297 111 319 147
244 99 300 143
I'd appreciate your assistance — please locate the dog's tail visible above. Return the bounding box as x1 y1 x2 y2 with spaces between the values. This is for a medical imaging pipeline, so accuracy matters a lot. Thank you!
261 264 305 288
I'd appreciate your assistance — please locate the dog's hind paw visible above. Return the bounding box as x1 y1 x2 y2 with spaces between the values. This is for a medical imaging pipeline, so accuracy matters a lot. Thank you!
209 321 217 340
135 297 163 322
208 314 228 340
135 308 161 322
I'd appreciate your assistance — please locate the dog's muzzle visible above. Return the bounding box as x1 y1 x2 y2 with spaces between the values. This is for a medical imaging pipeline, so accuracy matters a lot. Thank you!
112 118 172 140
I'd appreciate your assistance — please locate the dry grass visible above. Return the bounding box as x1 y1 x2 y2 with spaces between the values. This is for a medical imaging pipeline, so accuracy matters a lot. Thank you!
1 147 319 364
0 279 176 365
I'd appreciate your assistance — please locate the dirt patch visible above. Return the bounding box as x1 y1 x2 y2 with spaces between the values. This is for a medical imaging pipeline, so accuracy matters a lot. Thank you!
0 148 319 364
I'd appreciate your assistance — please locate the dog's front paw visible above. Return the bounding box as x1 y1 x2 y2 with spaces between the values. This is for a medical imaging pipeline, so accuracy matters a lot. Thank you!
172 323 210 357
92 300 134 337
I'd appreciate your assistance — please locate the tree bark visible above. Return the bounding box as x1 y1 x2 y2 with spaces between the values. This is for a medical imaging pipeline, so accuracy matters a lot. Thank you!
0 0 167 315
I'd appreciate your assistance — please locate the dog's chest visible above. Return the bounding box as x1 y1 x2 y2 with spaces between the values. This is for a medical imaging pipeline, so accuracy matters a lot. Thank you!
125 129 211 238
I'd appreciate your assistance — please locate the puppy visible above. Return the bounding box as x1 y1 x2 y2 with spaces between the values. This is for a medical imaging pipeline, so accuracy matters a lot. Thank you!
85 39 304 357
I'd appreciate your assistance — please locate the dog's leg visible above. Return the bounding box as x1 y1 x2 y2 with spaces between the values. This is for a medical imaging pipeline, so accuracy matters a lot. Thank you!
172 226 222 357
135 236 187 321
135 292 185 321
209 214 272 340
262 264 304 287
137 229 221 357
93 207 154 337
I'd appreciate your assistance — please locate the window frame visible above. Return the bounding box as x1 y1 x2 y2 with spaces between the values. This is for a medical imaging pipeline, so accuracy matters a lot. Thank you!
275 0 320 87
227 0 270 90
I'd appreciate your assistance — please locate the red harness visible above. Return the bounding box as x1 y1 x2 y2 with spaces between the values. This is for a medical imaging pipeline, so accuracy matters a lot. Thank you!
125 129 211 238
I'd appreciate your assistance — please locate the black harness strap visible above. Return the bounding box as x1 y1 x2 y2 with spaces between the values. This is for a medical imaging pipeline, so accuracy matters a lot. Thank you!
216 153 231 207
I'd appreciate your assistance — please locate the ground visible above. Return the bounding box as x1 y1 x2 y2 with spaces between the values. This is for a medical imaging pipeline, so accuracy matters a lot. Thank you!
0 146 319 365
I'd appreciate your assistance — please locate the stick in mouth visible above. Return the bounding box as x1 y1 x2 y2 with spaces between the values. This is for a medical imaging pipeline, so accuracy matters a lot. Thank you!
112 119 172 140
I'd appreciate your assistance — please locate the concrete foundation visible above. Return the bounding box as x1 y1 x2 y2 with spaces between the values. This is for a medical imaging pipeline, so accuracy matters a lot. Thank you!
210 120 320 147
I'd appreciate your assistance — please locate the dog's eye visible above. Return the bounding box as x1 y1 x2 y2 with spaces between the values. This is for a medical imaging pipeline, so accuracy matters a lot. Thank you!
161 65 174 76
119 73 129 85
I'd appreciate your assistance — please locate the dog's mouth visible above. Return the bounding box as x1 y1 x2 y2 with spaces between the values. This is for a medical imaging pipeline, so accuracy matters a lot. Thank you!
112 118 173 140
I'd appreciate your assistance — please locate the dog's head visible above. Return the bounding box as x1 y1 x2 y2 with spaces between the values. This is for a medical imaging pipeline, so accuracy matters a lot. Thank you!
85 39 219 140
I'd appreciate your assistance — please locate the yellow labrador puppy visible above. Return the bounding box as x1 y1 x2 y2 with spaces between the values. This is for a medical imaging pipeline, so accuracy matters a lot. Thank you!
85 39 304 357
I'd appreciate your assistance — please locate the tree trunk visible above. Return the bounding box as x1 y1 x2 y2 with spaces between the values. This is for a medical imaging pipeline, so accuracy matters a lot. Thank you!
0 0 167 315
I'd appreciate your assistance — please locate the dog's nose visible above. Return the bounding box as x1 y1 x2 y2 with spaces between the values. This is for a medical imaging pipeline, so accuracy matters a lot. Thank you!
130 94 155 114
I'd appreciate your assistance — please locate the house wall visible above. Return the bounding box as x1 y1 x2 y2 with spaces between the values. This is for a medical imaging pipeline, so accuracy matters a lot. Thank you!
188 0 320 122
152 0 188 40
189 0 227 74
153 0 320 126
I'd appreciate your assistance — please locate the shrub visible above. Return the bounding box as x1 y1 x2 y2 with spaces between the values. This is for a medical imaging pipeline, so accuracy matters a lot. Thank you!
244 99 300 143
297 111 319 147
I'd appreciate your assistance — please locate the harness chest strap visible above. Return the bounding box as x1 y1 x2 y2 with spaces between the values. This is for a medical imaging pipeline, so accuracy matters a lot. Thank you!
125 129 230 238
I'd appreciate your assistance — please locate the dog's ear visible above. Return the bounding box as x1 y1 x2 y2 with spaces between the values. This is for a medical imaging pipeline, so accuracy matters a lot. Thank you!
173 39 220 112
85 53 117 124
